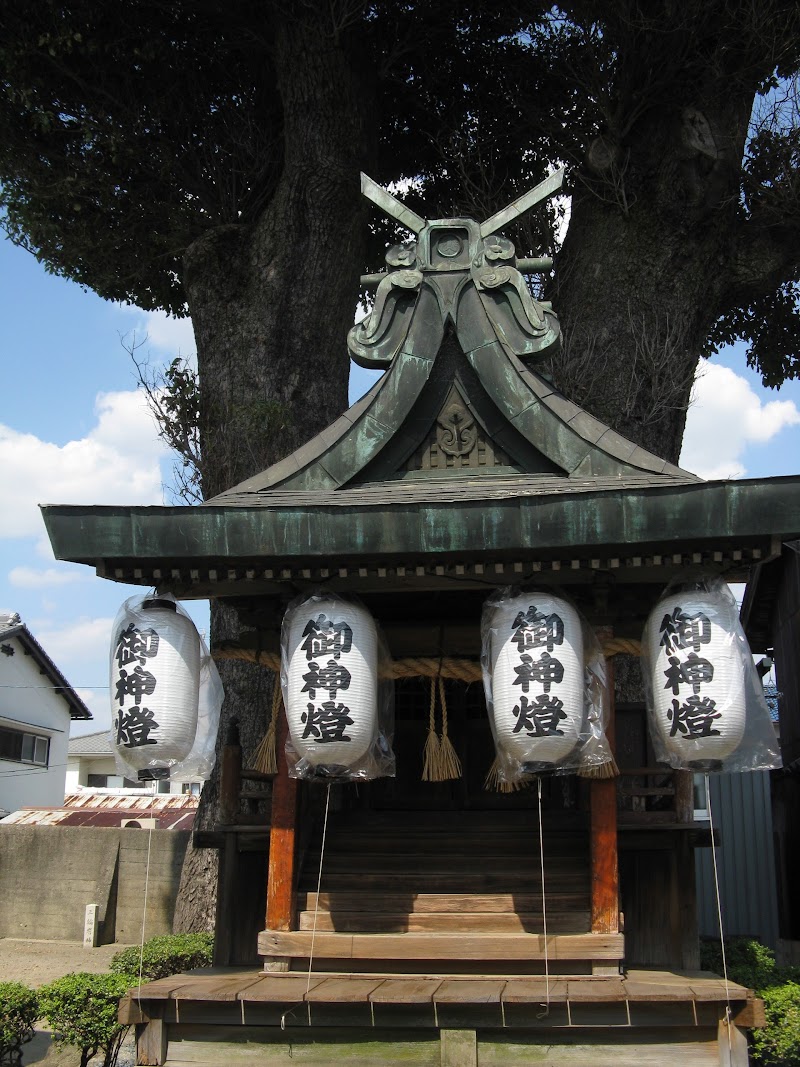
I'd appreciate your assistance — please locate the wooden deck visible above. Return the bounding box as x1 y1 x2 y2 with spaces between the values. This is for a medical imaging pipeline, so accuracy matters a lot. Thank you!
121 968 761 1066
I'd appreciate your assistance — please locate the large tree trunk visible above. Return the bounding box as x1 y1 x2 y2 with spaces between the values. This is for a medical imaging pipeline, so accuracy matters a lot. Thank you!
552 87 753 464
173 6 374 933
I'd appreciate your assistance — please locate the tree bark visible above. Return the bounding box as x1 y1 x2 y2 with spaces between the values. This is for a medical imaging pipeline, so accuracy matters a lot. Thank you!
173 5 374 933
552 87 754 463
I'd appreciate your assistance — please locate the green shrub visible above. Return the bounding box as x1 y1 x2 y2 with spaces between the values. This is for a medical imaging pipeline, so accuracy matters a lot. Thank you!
110 932 214 982
700 938 800 1065
38 972 132 1067
700 937 781 990
752 982 800 1066
0 981 38 1065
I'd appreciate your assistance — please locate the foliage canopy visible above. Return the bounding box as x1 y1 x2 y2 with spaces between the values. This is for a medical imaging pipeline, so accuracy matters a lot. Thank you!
2 2 798 390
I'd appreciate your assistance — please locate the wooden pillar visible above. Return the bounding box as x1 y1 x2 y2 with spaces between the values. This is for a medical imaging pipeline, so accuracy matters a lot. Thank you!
265 706 298 934
590 646 619 934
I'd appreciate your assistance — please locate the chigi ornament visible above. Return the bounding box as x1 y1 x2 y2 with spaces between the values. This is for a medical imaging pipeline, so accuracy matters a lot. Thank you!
110 598 201 778
282 595 378 771
643 586 747 768
483 591 584 768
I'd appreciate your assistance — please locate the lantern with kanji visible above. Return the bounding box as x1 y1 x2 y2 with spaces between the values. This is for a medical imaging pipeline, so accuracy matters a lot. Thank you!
282 595 379 770
643 586 748 768
110 598 201 777
483 591 585 768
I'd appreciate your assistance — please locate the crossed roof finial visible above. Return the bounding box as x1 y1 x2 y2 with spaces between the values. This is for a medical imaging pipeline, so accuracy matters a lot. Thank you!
360 169 565 237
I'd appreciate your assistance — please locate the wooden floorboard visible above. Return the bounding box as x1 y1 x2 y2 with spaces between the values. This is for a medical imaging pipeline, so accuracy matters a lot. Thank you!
128 969 754 1010
367 979 443 1004
434 979 505 1004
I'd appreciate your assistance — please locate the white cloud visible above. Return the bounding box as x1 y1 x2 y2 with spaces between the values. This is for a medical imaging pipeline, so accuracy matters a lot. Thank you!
118 306 196 362
8 566 89 589
680 360 800 479
75 687 112 728
0 389 166 539
36 616 114 667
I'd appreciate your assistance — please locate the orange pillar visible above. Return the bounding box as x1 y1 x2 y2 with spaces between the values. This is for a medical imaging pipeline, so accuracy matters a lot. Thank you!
590 649 619 934
265 706 298 932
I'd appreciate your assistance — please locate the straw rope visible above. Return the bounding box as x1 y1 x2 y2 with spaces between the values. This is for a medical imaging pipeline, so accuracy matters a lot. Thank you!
212 640 643 675
215 638 639 783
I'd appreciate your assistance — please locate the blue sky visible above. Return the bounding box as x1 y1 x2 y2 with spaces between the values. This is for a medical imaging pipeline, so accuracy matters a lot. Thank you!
1 234 798 737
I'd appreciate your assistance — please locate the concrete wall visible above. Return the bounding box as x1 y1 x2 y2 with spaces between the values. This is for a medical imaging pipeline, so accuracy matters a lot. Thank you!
0 825 190 943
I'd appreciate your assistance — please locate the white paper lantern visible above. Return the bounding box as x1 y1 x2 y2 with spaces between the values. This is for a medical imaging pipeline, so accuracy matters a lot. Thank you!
110 598 200 774
283 597 378 769
643 589 746 767
486 592 584 767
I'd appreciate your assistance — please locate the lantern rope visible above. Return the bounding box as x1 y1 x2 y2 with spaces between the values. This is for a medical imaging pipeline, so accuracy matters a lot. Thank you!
706 772 733 1050
135 821 155 1007
279 781 333 1032
536 776 551 1017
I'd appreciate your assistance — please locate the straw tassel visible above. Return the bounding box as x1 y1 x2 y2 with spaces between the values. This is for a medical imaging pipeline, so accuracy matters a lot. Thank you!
483 755 531 793
436 677 462 781
252 674 281 775
577 756 619 779
422 676 462 781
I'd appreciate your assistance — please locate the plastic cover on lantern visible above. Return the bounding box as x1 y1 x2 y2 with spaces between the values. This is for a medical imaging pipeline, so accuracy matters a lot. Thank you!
480 587 613 783
280 591 395 782
641 576 780 773
109 593 223 783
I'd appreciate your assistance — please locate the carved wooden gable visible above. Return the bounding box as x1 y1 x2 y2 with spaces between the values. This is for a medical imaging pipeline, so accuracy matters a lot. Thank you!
403 385 511 472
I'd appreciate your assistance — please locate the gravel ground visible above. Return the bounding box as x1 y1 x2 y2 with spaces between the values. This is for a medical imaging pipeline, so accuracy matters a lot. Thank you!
0 938 137 1066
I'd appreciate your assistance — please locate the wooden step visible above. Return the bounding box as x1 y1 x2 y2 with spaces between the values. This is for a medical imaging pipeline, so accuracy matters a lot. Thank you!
258 929 624 962
300 872 589 893
301 853 585 874
297 910 591 933
297 892 587 913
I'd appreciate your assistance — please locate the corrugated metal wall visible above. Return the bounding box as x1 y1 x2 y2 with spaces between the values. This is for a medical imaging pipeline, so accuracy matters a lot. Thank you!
696 771 779 947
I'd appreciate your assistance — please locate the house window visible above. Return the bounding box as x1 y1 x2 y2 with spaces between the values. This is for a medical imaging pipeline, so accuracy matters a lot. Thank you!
693 773 710 820
182 782 201 796
0 726 49 767
87 773 109 787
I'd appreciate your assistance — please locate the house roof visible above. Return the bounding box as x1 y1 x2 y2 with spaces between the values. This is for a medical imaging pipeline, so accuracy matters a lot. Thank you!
0 614 92 721
68 730 113 756
1 790 198 830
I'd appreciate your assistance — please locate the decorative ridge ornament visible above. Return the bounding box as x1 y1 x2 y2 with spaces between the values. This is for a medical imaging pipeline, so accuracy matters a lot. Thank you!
349 171 564 369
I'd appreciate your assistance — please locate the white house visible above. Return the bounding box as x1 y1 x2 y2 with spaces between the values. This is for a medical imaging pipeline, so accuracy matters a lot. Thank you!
66 729 202 796
0 612 92 817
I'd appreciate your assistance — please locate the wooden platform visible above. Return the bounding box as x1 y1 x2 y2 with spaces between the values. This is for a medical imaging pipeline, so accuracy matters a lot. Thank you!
121 968 762 1065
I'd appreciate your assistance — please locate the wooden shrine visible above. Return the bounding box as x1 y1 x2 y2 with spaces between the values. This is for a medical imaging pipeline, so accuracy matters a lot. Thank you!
43 172 800 1066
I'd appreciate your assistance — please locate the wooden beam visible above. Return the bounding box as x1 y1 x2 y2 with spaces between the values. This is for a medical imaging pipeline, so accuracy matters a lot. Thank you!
265 706 298 934
590 644 619 935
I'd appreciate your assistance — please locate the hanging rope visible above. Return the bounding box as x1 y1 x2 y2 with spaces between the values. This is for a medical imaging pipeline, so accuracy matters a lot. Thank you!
280 782 332 1032
135 821 155 1006
251 678 281 775
421 675 441 781
706 772 733 1052
536 776 550 1017
422 672 462 781
437 676 462 780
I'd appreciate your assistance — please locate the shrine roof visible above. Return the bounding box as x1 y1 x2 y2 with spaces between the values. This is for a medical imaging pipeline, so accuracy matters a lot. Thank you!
40 172 800 596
